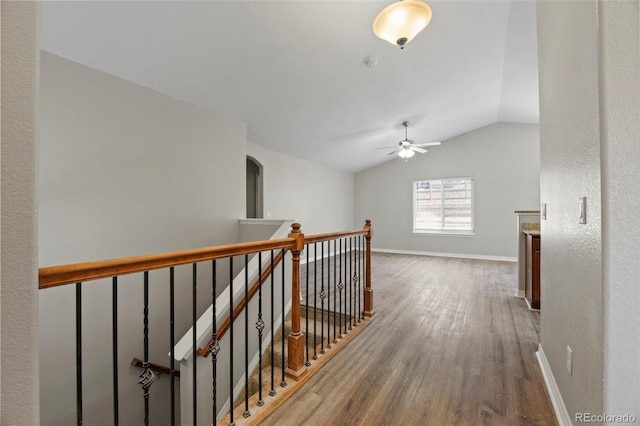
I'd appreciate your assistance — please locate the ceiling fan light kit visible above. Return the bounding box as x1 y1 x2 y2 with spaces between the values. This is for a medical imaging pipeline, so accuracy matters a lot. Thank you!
376 121 441 161
399 148 415 160
373 0 433 49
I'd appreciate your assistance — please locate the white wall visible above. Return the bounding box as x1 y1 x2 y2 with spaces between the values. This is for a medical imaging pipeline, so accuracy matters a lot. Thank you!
598 1 640 420
536 1 604 420
38 52 246 425
0 2 40 424
247 143 355 235
354 123 540 260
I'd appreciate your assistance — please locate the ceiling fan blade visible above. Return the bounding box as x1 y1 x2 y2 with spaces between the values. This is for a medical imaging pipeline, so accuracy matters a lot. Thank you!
387 149 400 156
413 141 441 147
375 146 400 149
411 146 428 154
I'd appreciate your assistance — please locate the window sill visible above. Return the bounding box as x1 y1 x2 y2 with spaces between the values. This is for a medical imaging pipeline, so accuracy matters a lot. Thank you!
412 230 475 237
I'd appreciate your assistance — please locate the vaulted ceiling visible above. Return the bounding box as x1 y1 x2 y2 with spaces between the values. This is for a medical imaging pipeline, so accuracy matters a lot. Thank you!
40 1 539 173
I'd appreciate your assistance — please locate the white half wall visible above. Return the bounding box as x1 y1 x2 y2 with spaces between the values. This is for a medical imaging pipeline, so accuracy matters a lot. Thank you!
38 52 246 425
354 123 540 259
246 143 355 235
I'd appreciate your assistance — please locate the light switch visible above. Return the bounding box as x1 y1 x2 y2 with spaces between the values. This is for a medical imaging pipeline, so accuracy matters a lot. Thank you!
541 203 547 220
579 197 587 224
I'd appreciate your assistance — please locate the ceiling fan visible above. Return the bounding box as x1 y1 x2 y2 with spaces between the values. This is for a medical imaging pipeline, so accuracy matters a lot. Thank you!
376 121 441 159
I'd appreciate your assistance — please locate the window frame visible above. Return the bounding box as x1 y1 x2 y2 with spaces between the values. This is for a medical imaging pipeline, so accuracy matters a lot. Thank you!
412 176 475 236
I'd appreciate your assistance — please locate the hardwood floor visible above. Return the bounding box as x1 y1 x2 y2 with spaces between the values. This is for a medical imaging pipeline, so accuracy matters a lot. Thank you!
261 252 557 426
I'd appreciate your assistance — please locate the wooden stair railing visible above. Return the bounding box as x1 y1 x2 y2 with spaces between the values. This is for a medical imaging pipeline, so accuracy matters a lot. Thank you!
221 220 376 425
38 220 374 426
39 234 298 426
196 248 287 357
39 237 295 289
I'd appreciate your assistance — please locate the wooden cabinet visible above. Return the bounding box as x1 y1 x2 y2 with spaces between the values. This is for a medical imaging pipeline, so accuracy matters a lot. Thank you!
525 233 541 310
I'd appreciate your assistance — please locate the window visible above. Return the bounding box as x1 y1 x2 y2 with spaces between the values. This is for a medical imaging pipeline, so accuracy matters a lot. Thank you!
413 177 474 234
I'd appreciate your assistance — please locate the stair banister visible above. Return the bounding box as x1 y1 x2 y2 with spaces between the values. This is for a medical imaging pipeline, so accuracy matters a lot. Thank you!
38 220 375 425
285 222 307 379
364 219 374 317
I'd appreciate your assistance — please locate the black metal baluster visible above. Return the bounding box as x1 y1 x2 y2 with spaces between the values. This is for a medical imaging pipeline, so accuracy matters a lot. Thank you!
355 236 359 323
353 238 357 328
169 267 175 426
305 244 310 367
229 257 235 425
320 241 326 354
112 277 119 426
256 252 265 407
280 249 287 388
139 272 155 426
312 242 318 361
345 238 349 332
338 239 343 338
360 236 367 320
243 255 250 418
346 238 350 331
351 236 360 327
327 240 331 349
76 283 83 426
332 239 337 344
210 260 219 423
359 236 364 321
192 264 197 426
269 250 276 397
349 238 353 331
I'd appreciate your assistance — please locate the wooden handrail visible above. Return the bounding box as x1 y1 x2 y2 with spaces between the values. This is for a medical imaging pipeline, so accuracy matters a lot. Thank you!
131 357 180 377
303 228 369 244
38 222 373 355
194 224 373 358
39 237 296 289
196 248 287 357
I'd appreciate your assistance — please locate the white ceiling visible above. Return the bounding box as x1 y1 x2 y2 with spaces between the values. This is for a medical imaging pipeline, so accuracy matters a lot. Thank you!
40 1 539 173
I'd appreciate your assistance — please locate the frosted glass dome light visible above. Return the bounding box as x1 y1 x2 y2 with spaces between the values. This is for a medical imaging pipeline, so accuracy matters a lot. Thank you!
373 0 433 49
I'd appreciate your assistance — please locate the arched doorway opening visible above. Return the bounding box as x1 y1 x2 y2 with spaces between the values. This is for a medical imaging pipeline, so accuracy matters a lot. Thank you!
246 156 263 218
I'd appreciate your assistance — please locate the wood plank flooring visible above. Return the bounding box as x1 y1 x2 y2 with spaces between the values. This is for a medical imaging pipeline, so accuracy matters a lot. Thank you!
261 252 557 426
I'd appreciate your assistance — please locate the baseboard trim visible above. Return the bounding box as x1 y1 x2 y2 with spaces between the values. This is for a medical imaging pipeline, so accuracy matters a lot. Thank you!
371 247 517 263
515 289 525 298
536 344 572 426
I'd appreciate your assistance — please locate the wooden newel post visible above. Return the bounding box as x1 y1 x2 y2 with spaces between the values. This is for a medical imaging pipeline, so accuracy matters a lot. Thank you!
286 222 307 379
363 219 374 317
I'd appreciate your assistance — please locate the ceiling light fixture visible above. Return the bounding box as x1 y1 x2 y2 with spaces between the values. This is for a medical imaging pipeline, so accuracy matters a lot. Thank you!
398 147 415 160
373 0 433 49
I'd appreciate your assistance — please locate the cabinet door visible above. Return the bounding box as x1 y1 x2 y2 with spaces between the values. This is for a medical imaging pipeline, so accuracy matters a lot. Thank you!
525 234 533 307
525 234 541 310
532 236 541 309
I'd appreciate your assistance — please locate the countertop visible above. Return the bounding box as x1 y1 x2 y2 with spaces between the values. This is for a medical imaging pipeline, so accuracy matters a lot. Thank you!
522 229 541 237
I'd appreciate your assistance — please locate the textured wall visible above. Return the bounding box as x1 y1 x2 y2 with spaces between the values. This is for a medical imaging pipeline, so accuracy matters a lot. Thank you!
599 1 640 419
537 0 603 418
38 52 246 425
354 123 540 259
247 143 355 235
0 1 40 423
